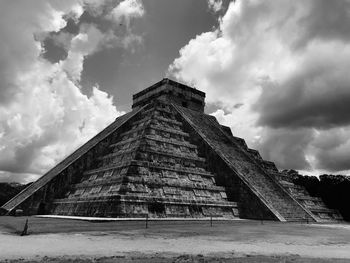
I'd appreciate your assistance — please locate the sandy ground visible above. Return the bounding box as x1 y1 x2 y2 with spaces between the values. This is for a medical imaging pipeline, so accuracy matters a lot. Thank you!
0 216 350 262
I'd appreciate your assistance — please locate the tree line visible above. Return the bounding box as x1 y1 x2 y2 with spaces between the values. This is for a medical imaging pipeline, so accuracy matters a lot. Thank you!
293 173 350 221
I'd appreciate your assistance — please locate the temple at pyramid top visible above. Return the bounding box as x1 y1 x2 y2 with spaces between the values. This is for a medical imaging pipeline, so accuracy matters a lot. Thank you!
132 78 205 112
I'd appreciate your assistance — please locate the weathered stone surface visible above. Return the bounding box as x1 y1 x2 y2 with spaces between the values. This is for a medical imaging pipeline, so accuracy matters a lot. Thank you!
1 110 141 215
0 78 342 222
41 100 238 218
274 171 342 222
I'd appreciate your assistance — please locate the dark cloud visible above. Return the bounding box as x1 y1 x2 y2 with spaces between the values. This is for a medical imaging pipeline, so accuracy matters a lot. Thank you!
0 1 132 183
316 145 350 172
0 171 38 184
256 128 314 170
63 18 80 34
255 43 350 172
42 35 70 63
234 103 243 109
169 0 350 174
294 0 350 49
41 18 80 63
252 0 350 172
309 128 350 172
205 101 234 115
0 117 61 174
0 143 42 174
256 46 350 129
82 0 218 112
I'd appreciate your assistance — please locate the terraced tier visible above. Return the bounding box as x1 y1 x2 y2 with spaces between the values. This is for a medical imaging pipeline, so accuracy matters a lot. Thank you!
52 194 238 218
3 78 341 222
49 101 239 218
0 109 141 214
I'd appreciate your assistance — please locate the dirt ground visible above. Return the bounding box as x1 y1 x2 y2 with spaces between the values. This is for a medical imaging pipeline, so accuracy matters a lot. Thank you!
0 216 350 263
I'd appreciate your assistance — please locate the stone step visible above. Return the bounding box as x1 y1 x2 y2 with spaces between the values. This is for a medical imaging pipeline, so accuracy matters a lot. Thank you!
173 106 315 222
53 194 238 208
144 135 197 149
100 148 138 160
149 124 190 137
73 177 225 193
130 114 183 129
0 109 142 213
278 181 344 222
247 149 263 161
153 115 183 126
137 148 206 163
109 136 142 148
83 161 215 178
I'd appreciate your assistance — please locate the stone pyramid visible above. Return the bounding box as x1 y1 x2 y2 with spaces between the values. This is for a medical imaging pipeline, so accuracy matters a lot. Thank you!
1 79 342 221
52 99 238 218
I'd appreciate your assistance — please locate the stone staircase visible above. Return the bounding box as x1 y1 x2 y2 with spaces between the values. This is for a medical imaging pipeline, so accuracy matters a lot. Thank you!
274 172 343 222
240 146 342 221
2 78 343 222
174 105 315 222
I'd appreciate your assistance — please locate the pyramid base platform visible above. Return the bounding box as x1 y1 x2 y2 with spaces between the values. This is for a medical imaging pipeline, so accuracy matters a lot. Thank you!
51 195 239 219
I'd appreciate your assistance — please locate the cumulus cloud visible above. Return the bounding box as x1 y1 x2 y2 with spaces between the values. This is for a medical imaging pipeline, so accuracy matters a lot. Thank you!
311 128 350 171
61 23 105 82
256 41 350 129
109 0 144 25
0 0 145 183
207 0 223 13
169 0 350 174
257 128 314 170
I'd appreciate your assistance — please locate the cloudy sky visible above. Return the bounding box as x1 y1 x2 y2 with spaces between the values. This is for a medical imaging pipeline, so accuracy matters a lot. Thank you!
0 0 349 183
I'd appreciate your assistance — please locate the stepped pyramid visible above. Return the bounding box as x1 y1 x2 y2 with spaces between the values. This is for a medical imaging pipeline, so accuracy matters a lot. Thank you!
1 79 342 222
